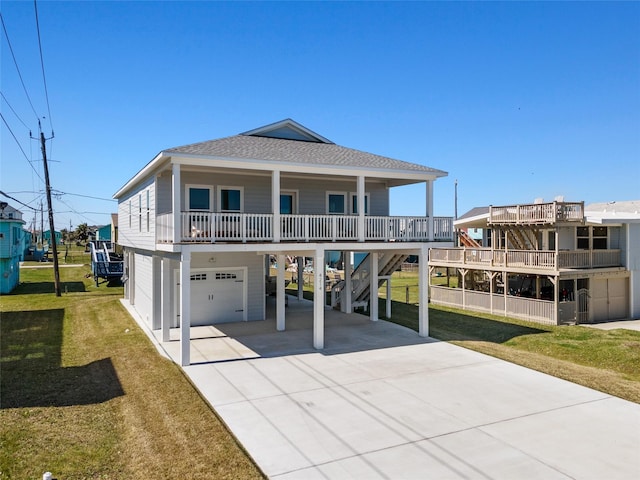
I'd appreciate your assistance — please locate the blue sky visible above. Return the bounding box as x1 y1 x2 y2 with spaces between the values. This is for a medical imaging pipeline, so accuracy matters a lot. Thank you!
2 1 639 230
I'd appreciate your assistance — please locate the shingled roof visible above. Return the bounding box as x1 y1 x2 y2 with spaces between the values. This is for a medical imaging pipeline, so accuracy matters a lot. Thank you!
164 119 446 175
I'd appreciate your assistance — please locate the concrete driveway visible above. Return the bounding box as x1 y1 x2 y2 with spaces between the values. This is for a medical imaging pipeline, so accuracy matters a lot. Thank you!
125 299 640 479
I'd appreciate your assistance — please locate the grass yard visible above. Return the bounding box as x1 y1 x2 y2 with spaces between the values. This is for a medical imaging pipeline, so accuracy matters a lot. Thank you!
0 265 263 480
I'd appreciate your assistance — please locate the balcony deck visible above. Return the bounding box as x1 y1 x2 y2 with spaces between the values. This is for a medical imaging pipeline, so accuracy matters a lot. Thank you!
489 201 584 225
429 247 622 271
157 212 454 244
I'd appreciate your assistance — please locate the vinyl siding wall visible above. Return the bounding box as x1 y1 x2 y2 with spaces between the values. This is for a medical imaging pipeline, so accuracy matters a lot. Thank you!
117 176 156 249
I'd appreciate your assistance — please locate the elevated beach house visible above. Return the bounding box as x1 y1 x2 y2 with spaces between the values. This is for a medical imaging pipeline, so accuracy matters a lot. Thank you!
429 199 640 325
0 203 26 294
114 119 454 365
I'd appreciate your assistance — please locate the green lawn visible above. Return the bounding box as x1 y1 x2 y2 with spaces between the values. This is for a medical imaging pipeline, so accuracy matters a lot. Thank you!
1 265 263 480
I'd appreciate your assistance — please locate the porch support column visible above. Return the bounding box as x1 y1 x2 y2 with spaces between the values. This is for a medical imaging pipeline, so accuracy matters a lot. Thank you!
357 175 365 242
297 256 304 300
426 179 434 241
418 244 429 337
488 271 497 316
172 163 181 243
341 250 352 313
179 250 191 366
276 253 286 331
272 170 281 242
386 277 392 319
152 255 161 330
161 257 171 342
370 252 379 321
313 247 325 349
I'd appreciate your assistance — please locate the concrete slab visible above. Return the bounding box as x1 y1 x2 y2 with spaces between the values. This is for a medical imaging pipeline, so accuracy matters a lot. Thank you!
122 298 640 480
581 319 640 332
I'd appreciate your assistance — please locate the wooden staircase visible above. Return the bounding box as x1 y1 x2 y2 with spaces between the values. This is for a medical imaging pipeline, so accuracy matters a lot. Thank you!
332 252 407 311
458 230 481 248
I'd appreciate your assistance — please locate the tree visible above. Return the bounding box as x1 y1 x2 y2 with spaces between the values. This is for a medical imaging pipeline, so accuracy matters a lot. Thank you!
75 223 89 243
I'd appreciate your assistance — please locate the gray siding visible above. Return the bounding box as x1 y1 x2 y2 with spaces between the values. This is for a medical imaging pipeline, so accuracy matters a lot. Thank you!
191 251 265 321
117 176 156 249
156 173 172 214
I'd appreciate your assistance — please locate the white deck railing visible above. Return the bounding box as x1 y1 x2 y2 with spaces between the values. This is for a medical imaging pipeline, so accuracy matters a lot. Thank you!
489 201 584 225
156 212 454 243
429 247 622 270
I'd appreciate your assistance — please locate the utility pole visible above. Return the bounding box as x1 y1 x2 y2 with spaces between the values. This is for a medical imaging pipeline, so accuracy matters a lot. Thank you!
39 128 61 296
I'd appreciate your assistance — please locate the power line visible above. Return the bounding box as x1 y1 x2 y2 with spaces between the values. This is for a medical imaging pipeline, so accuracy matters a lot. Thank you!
0 91 30 130
0 190 39 211
52 190 118 202
0 111 45 183
0 12 39 121
33 0 53 132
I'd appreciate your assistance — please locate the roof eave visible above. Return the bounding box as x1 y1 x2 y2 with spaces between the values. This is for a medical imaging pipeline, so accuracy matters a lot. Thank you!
113 152 168 199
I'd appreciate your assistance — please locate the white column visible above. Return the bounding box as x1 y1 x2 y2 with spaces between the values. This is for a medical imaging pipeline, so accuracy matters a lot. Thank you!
129 250 135 305
313 247 325 349
386 278 392 319
297 256 304 300
272 170 281 243
341 250 352 313
418 245 429 337
370 252 379 321
357 175 365 242
179 250 191 366
161 257 171 342
426 179 434 241
172 163 181 243
152 255 161 330
276 253 286 331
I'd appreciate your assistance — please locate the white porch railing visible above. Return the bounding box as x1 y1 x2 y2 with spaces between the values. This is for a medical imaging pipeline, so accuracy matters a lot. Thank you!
429 247 622 270
157 212 454 243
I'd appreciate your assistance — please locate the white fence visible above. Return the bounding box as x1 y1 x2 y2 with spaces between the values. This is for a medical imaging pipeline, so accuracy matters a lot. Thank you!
430 285 558 325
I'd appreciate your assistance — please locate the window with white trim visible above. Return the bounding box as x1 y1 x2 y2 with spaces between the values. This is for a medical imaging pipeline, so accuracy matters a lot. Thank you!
218 187 243 212
187 185 213 211
327 192 346 214
146 190 150 232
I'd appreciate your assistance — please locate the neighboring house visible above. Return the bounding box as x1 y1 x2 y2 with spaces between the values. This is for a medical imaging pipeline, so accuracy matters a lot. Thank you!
0 203 26 293
96 224 112 241
114 119 454 365
429 199 640 325
43 229 62 245
110 213 118 245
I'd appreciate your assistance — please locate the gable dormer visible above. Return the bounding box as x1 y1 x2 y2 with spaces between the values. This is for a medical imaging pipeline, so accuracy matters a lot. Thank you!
241 119 334 144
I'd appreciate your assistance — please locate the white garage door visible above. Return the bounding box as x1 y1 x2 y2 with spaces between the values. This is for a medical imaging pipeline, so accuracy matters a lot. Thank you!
189 269 246 326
